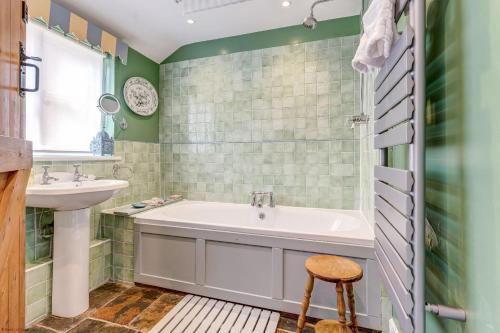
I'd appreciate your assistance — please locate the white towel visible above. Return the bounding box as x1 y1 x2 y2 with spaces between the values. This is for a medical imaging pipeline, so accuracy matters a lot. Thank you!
352 0 398 73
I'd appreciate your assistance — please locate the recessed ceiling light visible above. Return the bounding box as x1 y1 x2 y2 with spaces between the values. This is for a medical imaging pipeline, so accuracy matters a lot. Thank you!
187 19 195 24
282 1 291 7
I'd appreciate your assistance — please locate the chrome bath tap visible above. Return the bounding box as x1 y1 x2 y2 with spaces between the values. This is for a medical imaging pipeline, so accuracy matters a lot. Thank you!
249 191 275 208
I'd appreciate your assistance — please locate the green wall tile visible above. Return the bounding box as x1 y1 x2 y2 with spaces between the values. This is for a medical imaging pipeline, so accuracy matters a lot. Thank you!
160 36 360 209
26 282 47 305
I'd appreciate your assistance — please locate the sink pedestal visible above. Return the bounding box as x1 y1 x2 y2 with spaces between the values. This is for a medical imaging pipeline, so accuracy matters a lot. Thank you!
52 208 90 318
26 175 129 317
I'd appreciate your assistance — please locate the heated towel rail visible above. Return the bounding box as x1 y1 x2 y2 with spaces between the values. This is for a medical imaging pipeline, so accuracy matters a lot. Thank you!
373 0 426 332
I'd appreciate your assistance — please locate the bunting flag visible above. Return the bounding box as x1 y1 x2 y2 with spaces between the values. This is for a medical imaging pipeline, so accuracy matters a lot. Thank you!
26 0 129 64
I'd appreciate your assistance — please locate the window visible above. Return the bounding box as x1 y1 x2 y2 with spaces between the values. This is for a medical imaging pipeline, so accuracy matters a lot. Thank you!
26 23 104 153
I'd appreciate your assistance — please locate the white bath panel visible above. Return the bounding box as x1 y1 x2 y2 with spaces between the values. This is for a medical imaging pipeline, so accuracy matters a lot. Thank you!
150 294 280 333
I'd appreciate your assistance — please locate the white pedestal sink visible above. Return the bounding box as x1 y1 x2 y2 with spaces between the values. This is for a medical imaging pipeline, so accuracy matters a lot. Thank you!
26 173 128 318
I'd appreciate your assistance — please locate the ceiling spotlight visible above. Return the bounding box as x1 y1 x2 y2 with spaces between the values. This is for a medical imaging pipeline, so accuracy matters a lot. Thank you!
187 18 195 24
282 1 291 7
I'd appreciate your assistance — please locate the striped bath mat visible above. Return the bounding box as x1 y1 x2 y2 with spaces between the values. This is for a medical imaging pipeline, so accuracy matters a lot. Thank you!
150 295 280 333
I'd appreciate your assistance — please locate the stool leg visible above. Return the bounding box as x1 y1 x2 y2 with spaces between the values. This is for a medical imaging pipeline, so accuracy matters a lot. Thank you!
336 282 347 327
296 274 314 333
346 283 358 333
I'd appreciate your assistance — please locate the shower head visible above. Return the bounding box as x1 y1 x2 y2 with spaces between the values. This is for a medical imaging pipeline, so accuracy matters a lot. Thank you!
303 15 318 29
303 0 334 30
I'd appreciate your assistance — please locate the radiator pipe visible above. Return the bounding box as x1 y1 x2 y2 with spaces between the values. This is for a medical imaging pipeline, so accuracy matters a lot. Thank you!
425 303 467 322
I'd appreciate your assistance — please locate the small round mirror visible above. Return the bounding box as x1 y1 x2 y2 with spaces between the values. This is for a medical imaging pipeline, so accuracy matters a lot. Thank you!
97 93 121 115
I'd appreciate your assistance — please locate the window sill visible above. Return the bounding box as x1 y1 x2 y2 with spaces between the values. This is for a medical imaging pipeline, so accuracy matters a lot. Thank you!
33 154 122 162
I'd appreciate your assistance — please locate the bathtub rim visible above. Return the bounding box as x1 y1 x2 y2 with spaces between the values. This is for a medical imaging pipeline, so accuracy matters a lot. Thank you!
134 200 375 247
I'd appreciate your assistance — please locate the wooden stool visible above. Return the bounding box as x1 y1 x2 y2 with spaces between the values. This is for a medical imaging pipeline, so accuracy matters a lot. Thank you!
295 255 363 333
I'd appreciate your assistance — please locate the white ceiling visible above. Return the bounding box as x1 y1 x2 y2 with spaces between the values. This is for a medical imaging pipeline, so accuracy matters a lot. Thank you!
55 0 361 63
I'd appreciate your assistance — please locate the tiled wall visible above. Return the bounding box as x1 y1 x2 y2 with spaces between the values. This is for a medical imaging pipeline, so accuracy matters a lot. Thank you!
159 36 361 209
25 240 112 325
25 208 53 263
25 140 160 324
102 214 135 283
25 261 52 325
26 140 160 264
89 239 113 290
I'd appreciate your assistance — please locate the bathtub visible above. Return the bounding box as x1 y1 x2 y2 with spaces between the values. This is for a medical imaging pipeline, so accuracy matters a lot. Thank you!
133 201 381 330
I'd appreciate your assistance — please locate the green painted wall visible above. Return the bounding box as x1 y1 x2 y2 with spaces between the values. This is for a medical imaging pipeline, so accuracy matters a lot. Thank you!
162 15 360 63
114 47 160 143
425 0 500 332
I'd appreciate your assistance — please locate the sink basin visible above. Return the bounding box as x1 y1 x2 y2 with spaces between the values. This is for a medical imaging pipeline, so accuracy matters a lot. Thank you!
25 172 129 318
26 178 129 210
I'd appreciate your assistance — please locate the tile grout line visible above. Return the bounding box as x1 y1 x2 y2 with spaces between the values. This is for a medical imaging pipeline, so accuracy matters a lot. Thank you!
61 284 134 333
32 283 135 333
126 291 169 328
32 323 59 333
89 283 134 317
83 316 141 332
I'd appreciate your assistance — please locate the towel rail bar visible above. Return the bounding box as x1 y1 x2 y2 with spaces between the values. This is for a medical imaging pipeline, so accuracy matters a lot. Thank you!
425 304 467 322
374 121 414 149
375 97 414 132
375 74 414 115
375 50 415 105
375 227 414 288
375 26 414 90
371 1 426 332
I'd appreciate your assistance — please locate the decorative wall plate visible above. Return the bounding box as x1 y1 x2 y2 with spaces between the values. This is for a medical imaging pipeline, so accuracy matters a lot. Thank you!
123 77 158 116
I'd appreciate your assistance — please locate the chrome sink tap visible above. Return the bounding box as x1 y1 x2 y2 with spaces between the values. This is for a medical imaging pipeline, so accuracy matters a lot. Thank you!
72 164 88 182
249 191 276 208
41 165 58 185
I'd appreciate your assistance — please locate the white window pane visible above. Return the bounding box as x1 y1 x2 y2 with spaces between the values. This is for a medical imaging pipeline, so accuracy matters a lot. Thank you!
26 23 103 152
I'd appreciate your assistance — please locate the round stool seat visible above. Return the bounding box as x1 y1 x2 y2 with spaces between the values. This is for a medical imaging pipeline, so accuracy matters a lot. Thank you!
315 320 353 333
305 255 363 283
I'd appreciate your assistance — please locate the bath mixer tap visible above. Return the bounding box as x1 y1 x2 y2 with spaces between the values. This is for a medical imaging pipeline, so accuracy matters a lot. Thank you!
249 191 275 208
72 164 88 182
41 165 58 185
257 196 264 208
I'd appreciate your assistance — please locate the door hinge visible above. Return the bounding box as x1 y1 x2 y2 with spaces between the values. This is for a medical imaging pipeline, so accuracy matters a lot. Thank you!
22 1 28 24
19 42 42 97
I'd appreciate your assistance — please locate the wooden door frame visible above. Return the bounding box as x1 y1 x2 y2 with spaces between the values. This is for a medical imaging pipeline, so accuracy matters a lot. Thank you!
1 0 33 331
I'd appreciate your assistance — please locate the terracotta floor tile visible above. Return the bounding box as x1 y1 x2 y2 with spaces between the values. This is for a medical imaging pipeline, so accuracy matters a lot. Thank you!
27 283 379 333
277 317 314 333
36 312 89 332
67 319 138 333
90 282 131 309
91 286 163 325
129 292 185 332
